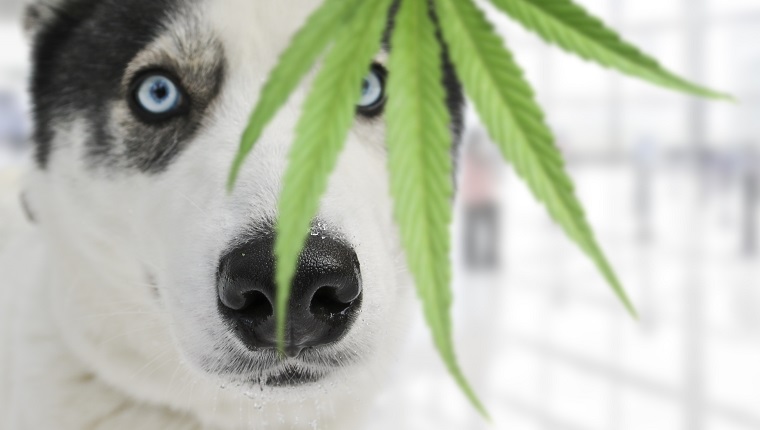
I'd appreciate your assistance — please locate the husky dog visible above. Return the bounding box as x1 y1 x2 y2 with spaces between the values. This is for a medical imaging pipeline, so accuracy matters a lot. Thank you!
0 0 463 428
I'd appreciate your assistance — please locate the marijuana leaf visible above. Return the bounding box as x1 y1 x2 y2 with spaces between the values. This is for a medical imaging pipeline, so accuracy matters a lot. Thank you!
273 0 394 346
489 0 730 99
227 0 359 190
228 0 730 417
386 0 488 417
434 0 636 315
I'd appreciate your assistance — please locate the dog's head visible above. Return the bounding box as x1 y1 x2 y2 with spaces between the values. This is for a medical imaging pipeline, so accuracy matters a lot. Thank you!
23 0 462 424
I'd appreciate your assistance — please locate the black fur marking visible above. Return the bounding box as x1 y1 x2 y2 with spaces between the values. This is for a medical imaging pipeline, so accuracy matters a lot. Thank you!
30 0 225 173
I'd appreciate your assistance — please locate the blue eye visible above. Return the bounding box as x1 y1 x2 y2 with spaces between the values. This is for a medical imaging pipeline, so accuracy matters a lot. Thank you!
133 74 183 119
358 66 386 115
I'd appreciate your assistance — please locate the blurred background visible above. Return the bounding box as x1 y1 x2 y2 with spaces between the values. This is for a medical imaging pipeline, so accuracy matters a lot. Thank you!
1 0 758 429
0 0 28 171
369 0 760 429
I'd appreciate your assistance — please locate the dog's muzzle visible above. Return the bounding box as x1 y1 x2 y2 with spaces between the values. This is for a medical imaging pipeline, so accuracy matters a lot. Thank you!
217 228 362 358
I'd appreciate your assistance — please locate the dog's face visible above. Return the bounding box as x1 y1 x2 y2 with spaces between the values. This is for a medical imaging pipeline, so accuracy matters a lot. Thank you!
24 0 462 423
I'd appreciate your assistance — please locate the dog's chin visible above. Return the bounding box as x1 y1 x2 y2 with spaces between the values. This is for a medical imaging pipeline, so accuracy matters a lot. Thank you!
206 347 358 389
213 363 332 392
252 365 325 387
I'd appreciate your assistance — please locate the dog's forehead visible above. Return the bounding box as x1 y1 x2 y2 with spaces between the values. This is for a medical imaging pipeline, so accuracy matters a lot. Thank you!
165 0 323 55
205 0 323 58
110 0 325 97
126 0 324 76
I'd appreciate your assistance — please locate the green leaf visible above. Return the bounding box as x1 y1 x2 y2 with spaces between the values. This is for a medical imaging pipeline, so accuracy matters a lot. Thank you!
488 0 731 100
386 0 489 418
274 0 395 348
434 0 638 316
227 0 359 191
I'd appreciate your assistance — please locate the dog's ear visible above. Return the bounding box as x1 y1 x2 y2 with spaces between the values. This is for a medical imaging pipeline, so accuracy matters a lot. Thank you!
23 1 58 38
23 0 87 39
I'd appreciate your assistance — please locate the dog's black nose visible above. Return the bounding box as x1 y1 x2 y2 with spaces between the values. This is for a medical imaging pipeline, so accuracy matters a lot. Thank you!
217 230 362 358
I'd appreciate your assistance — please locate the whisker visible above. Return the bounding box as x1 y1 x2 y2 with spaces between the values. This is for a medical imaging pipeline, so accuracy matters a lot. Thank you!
129 348 173 380
178 190 210 217
163 358 185 400
95 321 172 346
74 310 168 320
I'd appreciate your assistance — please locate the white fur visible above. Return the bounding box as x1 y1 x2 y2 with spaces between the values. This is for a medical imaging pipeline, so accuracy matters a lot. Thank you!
2 0 416 428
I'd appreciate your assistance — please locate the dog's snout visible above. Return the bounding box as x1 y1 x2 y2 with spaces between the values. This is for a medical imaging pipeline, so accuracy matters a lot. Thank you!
217 229 362 358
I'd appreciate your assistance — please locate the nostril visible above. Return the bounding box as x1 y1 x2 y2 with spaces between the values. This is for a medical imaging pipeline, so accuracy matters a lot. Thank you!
239 291 274 323
310 286 355 317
